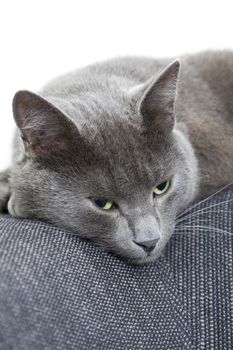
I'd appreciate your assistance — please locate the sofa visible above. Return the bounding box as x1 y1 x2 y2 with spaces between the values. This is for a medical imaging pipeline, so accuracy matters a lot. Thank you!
0 189 232 349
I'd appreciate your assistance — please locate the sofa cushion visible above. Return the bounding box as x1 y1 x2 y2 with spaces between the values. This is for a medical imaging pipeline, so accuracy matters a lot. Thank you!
0 189 232 350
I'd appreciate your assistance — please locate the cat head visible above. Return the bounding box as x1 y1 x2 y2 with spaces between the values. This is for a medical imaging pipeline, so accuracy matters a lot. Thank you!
10 60 199 265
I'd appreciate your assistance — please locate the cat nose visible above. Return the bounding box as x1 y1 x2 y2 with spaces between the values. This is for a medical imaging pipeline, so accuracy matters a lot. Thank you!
134 238 159 253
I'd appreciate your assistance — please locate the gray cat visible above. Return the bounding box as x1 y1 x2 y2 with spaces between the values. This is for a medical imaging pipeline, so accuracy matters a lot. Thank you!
0 51 232 264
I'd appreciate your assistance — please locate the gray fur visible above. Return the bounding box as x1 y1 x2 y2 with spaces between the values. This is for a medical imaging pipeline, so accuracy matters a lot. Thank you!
1 51 232 264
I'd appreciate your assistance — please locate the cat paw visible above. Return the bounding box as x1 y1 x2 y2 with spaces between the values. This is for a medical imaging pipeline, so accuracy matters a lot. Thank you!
0 169 11 213
7 193 22 217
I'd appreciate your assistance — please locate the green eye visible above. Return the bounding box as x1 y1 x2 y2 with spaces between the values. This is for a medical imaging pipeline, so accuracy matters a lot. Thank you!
94 199 114 210
153 180 171 196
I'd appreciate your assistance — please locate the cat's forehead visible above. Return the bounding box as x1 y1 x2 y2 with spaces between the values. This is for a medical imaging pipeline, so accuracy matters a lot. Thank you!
47 90 179 190
47 81 128 122
77 119 176 191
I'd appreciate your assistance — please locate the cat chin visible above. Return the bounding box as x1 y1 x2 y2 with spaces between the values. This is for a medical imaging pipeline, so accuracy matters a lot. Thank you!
114 246 166 266
122 252 164 266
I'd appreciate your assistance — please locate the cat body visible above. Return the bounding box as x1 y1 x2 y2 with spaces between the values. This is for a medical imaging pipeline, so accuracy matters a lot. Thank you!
1 51 233 264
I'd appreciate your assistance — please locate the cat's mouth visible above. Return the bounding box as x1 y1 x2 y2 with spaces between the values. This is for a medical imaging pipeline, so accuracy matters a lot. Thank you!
124 250 164 266
115 240 166 266
125 228 172 265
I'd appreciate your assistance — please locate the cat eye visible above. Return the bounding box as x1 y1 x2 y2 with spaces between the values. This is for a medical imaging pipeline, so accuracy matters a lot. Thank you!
153 180 171 196
93 199 115 210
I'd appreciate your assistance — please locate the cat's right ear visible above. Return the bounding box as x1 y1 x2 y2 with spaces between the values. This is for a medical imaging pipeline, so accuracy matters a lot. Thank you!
12 90 79 160
129 60 180 135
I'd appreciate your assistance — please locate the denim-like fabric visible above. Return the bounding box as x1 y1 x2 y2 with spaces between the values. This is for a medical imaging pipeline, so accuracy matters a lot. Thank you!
0 190 232 350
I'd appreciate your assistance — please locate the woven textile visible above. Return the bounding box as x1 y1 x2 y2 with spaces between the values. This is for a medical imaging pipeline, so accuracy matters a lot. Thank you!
0 190 232 350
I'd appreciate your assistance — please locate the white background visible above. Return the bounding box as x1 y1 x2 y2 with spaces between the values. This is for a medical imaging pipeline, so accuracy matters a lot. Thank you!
1 0 233 169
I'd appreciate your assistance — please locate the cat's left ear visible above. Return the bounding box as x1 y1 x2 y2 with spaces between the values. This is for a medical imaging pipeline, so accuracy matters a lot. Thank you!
130 60 180 134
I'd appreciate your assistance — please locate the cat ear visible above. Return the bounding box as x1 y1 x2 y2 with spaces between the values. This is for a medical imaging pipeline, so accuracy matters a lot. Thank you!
13 90 78 159
133 60 180 133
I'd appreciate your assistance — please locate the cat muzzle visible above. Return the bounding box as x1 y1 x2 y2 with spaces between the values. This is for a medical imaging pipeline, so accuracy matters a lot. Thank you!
133 238 159 253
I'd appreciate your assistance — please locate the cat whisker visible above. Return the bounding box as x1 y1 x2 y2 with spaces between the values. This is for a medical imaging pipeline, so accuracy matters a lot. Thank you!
176 210 232 226
173 224 233 236
177 182 233 219
176 200 233 224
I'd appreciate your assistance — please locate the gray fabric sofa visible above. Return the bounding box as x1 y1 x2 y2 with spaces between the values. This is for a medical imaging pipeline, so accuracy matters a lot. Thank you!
0 189 232 350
